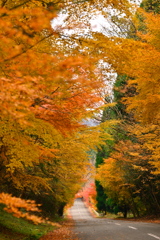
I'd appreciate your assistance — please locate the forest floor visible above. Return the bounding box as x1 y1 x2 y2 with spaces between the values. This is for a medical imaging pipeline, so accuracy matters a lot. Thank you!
112 216 160 224
39 219 79 240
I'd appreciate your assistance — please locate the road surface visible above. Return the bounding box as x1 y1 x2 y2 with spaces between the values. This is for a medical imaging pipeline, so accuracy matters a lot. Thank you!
69 198 160 240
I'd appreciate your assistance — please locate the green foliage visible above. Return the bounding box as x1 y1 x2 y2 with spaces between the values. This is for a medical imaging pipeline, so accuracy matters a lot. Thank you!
95 135 117 214
140 0 160 13
95 181 107 213
114 75 128 101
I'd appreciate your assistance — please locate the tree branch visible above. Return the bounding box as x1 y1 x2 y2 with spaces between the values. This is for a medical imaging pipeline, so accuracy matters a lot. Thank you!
4 32 54 62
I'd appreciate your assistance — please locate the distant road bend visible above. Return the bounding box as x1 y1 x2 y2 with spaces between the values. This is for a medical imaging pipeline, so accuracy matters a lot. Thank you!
69 198 160 240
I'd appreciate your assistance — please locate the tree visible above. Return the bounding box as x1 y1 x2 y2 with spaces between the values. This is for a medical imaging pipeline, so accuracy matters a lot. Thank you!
95 0 160 217
115 10 160 173
0 0 108 218
2 0 157 222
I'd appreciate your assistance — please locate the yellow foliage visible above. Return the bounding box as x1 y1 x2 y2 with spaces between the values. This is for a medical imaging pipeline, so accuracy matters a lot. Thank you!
96 157 131 200
0 0 138 214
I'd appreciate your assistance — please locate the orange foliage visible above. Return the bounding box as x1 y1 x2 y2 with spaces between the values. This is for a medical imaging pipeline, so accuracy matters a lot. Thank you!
0 0 137 221
0 192 59 226
82 183 97 209
0 1 105 203
0 3 104 133
0 192 42 224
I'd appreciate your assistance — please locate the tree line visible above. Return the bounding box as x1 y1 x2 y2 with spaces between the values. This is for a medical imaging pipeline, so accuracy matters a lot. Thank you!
0 0 159 223
95 0 160 218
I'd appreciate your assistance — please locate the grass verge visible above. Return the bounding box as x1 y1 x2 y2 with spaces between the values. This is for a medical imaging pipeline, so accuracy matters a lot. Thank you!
0 205 56 240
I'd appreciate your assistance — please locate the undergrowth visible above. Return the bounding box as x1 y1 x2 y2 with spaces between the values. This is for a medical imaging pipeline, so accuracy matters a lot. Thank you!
0 205 55 240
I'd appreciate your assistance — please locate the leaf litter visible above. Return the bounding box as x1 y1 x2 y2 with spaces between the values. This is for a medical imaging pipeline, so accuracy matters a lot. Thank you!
40 219 79 240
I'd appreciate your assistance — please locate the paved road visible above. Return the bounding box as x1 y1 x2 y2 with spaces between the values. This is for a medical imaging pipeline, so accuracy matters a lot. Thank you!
69 198 160 240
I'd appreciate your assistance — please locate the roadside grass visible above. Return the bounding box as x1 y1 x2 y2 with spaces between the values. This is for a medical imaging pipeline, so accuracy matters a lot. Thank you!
0 205 56 240
101 212 160 223
0 225 26 240
98 212 134 219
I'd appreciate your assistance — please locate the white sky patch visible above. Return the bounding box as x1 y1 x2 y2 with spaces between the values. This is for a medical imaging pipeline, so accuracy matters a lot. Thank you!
98 60 117 99
90 14 112 32
51 12 68 31
52 11 113 36
52 12 92 35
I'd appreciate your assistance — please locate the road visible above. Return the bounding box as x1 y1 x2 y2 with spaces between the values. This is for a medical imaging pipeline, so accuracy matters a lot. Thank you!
69 198 160 240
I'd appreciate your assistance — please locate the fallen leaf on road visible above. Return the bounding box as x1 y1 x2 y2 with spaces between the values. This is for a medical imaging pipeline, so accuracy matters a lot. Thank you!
40 220 79 240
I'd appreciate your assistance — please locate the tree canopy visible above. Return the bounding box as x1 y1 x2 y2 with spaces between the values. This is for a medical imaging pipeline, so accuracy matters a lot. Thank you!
0 0 159 224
